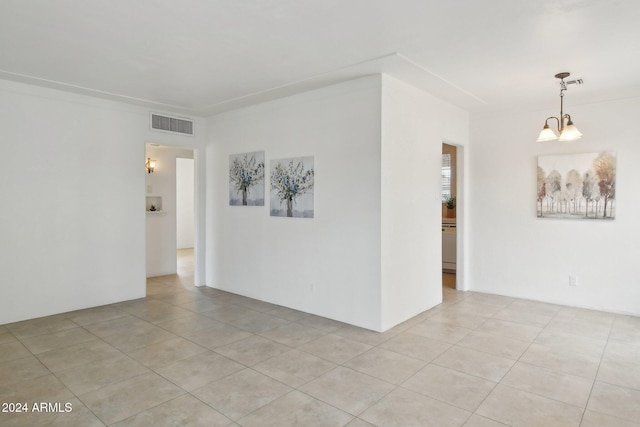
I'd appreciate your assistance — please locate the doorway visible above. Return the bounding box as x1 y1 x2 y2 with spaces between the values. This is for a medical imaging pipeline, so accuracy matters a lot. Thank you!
442 142 463 292
176 157 195 280
145 144 197 285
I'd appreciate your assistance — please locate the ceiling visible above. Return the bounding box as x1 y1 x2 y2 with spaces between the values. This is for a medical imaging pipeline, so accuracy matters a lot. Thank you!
1 0 639 117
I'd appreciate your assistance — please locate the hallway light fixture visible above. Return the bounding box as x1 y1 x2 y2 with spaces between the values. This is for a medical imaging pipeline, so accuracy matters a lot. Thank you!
145 157 156 173
537 72 583 142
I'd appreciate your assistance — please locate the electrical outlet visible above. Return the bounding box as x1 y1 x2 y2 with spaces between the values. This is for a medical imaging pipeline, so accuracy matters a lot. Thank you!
569 275 578 287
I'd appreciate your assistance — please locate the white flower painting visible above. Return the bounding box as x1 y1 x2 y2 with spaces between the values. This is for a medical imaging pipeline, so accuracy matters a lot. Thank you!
229 151 265 206
270 156 314 218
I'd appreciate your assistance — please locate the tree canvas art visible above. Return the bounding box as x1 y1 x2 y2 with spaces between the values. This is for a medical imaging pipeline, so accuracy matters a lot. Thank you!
229 151 265 206
270 156 314 218
537 152 616 219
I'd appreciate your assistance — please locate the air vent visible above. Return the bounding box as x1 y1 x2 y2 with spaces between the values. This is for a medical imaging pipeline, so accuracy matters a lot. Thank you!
150 113 194 136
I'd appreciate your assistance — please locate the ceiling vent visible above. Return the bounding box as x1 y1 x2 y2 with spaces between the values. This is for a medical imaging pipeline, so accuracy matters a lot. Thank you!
150 113 194 136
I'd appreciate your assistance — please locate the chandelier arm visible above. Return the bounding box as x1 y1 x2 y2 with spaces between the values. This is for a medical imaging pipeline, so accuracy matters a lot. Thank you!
559 86 565 131
545 116 561 132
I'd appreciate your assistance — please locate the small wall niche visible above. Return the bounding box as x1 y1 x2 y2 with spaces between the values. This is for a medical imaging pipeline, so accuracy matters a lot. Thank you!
146 196 163 212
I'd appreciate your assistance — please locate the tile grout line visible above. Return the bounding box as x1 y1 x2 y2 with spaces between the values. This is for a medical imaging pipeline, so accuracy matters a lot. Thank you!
577 315 614 427
462 297 562 424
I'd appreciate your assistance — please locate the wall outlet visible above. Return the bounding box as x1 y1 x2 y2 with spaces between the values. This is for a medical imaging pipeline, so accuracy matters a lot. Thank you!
569 275 578 287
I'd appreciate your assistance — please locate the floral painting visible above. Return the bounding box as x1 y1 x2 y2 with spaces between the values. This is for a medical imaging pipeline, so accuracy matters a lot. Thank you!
270 156 314 218
229 151 265 206
537 152 616 219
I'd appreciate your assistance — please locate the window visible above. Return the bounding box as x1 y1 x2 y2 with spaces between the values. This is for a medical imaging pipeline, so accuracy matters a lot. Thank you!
441 153 451 201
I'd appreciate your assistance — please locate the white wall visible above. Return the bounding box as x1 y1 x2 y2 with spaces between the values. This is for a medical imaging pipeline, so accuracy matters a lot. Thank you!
207 76 383 330
0 79 205 324
469 97 640 316
145 146 194 277
176 157 195 249
207 75 470 331
380 75 469 330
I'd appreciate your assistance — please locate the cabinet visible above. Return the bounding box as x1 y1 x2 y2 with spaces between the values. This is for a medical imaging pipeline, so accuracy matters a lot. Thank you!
442 223 456 272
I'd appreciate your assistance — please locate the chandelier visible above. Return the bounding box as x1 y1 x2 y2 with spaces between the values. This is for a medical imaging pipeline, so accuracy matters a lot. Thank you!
536 72 583 142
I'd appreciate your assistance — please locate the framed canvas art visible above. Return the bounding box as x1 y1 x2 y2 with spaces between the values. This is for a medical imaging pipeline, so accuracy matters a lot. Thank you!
537 152 616 219
229 151 265 206
270 156 314 218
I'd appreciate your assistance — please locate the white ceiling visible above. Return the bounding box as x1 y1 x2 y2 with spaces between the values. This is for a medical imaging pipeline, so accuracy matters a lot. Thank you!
1 0 639 117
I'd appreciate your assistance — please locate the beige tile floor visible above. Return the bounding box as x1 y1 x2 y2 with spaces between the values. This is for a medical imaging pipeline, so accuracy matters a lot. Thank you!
1 252 639 426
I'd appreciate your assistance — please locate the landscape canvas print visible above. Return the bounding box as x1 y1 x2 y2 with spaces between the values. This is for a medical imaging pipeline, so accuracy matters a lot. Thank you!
229 151 265 206
537 152 616 219
270 156 314 218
